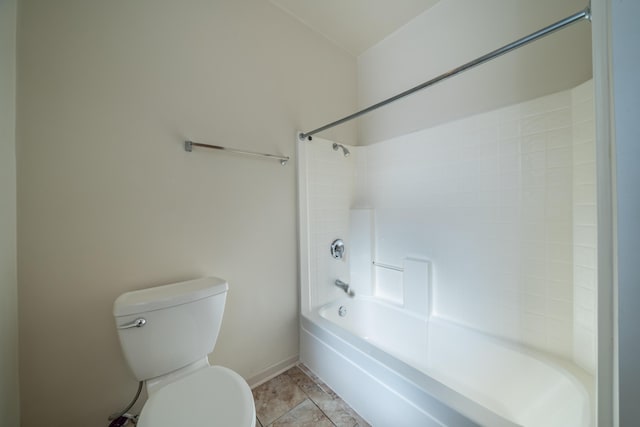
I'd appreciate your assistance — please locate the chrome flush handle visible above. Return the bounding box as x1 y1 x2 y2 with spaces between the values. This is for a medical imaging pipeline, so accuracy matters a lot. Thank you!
118 318 146 329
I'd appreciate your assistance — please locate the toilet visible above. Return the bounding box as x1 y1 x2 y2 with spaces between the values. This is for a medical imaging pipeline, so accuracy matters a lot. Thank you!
113 277 256 427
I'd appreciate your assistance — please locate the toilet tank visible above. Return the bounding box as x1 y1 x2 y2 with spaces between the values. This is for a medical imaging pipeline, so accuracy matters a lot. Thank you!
113 277 229 381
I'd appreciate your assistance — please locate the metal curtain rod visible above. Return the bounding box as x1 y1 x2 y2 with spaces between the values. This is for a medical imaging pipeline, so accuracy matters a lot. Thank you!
298 8 591 141
184 140 290 165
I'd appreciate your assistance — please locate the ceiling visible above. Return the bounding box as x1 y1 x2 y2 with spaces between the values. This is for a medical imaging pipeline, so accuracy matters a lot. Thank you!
269 0 442 56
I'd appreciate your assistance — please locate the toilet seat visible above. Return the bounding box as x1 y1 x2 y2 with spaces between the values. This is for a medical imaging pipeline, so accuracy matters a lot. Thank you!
138 366 255 427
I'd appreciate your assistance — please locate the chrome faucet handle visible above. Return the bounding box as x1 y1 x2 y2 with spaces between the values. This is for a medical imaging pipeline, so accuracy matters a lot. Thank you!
331 239 345 259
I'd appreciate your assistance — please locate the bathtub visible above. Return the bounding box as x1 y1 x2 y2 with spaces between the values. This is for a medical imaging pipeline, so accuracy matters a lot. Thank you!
300 296 593 427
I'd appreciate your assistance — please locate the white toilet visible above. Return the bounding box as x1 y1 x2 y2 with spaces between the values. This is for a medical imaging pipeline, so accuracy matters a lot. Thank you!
113 277 256 427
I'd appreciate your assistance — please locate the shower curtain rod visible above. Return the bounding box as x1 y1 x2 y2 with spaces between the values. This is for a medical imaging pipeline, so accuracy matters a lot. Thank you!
298 8 591 141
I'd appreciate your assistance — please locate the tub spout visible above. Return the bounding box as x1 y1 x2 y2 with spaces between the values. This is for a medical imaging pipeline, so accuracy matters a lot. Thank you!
335 279 355 297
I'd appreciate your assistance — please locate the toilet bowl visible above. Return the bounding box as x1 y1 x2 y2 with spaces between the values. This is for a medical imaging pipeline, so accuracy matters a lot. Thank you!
139 365 254 427
113 277 255 427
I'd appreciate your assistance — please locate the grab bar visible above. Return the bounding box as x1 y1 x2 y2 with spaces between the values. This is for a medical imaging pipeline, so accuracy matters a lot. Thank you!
185 140 290 165
372 261 404 272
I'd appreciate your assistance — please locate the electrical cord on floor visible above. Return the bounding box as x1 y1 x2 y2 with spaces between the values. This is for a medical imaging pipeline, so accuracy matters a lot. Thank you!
108 381 143 426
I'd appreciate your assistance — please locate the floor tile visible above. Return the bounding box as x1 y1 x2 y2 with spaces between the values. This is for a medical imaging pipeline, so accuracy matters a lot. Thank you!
270 399 333 427
252 373 306 426
284 366 316 391
286 365 371 427
251 364 370 427
306 381 362 426
297 363 321 383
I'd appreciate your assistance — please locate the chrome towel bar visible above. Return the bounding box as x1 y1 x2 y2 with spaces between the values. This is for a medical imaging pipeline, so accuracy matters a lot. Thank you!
185 140 290 165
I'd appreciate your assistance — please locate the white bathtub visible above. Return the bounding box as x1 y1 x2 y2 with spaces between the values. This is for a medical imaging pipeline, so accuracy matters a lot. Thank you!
300 296 593 427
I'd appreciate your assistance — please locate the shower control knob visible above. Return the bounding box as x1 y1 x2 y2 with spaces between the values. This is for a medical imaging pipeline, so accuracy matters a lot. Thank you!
330 239 345 259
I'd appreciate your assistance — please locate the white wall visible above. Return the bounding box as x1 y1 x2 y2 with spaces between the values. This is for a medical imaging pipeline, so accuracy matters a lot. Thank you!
0 0 19 425
611 0 640 424
16 1 356 425
352 84 595 366
357 0 592 145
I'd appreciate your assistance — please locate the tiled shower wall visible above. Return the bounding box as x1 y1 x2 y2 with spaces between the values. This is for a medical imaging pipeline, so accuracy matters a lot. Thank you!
356 81 596 367
301 81 596 371
571 80 597 373
302 138 358 309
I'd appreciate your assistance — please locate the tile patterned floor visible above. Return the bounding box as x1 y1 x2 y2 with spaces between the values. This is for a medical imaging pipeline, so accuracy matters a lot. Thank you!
252 364 371 427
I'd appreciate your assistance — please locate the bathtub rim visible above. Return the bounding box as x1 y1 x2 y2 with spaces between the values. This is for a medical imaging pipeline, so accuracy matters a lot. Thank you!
303 309 516 426
305 295 595 427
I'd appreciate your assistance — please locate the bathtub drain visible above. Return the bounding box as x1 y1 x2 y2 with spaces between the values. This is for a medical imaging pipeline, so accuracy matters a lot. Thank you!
338 306 347 317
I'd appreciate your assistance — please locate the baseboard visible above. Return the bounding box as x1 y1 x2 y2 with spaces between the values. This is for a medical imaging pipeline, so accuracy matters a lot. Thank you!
246 354 299 389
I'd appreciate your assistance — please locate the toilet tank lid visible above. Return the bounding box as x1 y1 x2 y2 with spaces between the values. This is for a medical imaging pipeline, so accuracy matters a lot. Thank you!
113 277 228 317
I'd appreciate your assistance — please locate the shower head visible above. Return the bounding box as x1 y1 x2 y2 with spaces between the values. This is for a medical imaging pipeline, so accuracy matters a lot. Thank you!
332 143 350 157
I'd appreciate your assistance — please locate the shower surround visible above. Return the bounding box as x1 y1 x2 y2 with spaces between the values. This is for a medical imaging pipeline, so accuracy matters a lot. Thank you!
298 80 596 425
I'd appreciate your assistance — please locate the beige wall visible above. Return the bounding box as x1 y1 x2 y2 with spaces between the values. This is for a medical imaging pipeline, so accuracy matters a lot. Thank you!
16 0 356 425
0 0 20 425
357 0 592 144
